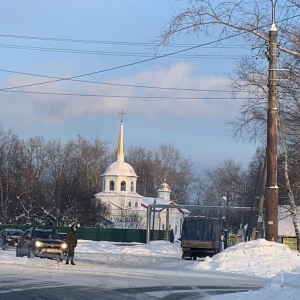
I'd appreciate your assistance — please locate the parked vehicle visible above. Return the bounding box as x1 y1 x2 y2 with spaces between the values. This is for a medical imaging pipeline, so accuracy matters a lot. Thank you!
180 216 222 260
57 232 67 241
0 229 23 250
16 227 68 261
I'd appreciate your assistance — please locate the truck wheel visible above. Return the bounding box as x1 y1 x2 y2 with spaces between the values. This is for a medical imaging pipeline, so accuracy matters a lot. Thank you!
214 248 220 255
182 251 192 260
192 256 197 260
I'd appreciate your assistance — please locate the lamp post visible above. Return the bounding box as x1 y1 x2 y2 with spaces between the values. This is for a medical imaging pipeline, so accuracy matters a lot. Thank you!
152 198 156 230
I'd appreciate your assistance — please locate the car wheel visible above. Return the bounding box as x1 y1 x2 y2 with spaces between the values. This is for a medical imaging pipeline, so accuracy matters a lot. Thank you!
27 247 35 258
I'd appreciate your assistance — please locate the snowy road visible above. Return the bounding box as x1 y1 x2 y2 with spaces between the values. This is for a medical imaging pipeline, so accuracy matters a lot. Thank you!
0 248 263 299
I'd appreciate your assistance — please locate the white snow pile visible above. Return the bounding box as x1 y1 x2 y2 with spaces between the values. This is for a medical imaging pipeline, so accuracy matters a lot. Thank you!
77 240 182 257
189 238 300 278
210 272 300 300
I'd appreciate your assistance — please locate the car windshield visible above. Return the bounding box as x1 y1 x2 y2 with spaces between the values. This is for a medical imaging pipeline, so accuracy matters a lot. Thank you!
7 230 23 236
32 231 59 240
58 233 66 239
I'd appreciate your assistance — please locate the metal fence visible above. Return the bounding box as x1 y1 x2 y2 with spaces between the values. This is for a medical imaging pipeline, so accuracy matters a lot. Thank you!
0 224 174 243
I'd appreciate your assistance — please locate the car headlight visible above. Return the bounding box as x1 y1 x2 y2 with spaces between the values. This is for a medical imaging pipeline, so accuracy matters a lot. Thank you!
35 241 43 247
61 242 68 250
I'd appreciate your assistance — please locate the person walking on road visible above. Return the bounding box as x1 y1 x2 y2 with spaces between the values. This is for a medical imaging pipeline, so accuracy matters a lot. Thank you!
65 224 78 265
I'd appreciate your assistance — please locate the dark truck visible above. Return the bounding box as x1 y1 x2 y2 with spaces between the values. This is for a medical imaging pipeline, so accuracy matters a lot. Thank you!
180 216 222 260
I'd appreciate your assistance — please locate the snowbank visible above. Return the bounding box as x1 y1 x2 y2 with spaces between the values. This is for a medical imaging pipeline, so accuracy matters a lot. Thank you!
188 239 300 278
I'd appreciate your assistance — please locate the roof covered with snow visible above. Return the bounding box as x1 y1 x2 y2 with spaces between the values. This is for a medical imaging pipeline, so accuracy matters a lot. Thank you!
101 161 137 178
142 197 174 207
157 181 171 192
142 197 190 214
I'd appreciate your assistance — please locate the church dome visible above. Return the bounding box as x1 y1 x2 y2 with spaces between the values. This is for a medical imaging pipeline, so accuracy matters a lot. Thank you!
102 161 137 177
158 181 171 192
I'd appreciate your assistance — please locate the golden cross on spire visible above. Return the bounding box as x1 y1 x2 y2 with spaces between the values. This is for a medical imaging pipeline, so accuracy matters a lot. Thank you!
119 110 126 122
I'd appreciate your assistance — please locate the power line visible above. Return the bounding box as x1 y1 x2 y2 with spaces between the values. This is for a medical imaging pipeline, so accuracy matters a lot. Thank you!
0 33 252 49
0 43 251 59
0 32 255 91
0 68 239 93
1 13 300 92
0 89 263 100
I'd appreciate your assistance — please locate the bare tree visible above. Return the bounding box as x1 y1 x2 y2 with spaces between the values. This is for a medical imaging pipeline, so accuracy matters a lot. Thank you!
80 198 110 227
201 159 249 231
160 0 300 58
0 127 21 223
278 114 300 249
203 159 246 206
189 175 206 205
126 146 156 196
43 136 110 225
15 137 46 224
43 139 70 225
153 144 194 204
127 143 195 204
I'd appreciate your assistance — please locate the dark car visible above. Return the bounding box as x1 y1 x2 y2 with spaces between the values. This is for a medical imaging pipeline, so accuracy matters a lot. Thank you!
57 232 67 241
16 227 68 261
0 228 23 250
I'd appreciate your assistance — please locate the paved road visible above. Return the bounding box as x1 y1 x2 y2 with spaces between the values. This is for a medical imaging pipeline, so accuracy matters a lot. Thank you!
0 276 256 299
0 252 264 299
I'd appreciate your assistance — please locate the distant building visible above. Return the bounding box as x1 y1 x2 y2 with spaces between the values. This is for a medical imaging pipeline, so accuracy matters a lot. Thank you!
277 205 299 251
278 205 300 237
94 114 189 235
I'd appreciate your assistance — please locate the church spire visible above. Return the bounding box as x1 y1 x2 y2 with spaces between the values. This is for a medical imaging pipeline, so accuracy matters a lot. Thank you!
117 110 125 162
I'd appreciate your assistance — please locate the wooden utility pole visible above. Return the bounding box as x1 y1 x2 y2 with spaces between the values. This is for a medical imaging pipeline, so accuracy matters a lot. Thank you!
266 0 278 242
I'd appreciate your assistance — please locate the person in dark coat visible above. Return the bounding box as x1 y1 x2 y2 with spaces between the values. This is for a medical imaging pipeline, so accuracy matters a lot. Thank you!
65 224 78 265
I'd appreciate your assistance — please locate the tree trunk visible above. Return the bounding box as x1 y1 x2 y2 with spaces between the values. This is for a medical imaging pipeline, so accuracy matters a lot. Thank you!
256 153 267 239
278 116 300 251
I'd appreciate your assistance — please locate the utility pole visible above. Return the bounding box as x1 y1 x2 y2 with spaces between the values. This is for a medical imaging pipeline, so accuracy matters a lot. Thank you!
266 0 278 242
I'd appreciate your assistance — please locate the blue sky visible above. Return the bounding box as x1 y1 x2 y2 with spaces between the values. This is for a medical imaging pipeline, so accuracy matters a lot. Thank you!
0 1 260 173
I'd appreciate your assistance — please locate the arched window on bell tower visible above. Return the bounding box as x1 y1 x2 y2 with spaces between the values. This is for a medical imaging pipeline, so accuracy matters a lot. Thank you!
121 181 126 191
131 181 134 192
109 180 115 191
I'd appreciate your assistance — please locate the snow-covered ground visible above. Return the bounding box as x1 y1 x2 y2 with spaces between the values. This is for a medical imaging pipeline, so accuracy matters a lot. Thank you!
1 238 300 299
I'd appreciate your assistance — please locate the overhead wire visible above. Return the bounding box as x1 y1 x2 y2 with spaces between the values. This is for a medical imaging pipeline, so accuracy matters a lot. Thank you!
0 31 260 92
0 43 250 59
0 68 251 93
0 12 299 95
0 33 252 49
1 89 263 100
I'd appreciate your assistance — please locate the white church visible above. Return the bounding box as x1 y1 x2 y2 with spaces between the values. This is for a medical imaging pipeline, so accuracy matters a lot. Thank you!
94 114 189 235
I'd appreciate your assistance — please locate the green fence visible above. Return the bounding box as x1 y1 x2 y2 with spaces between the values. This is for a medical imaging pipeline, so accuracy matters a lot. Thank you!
0 224 174 243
